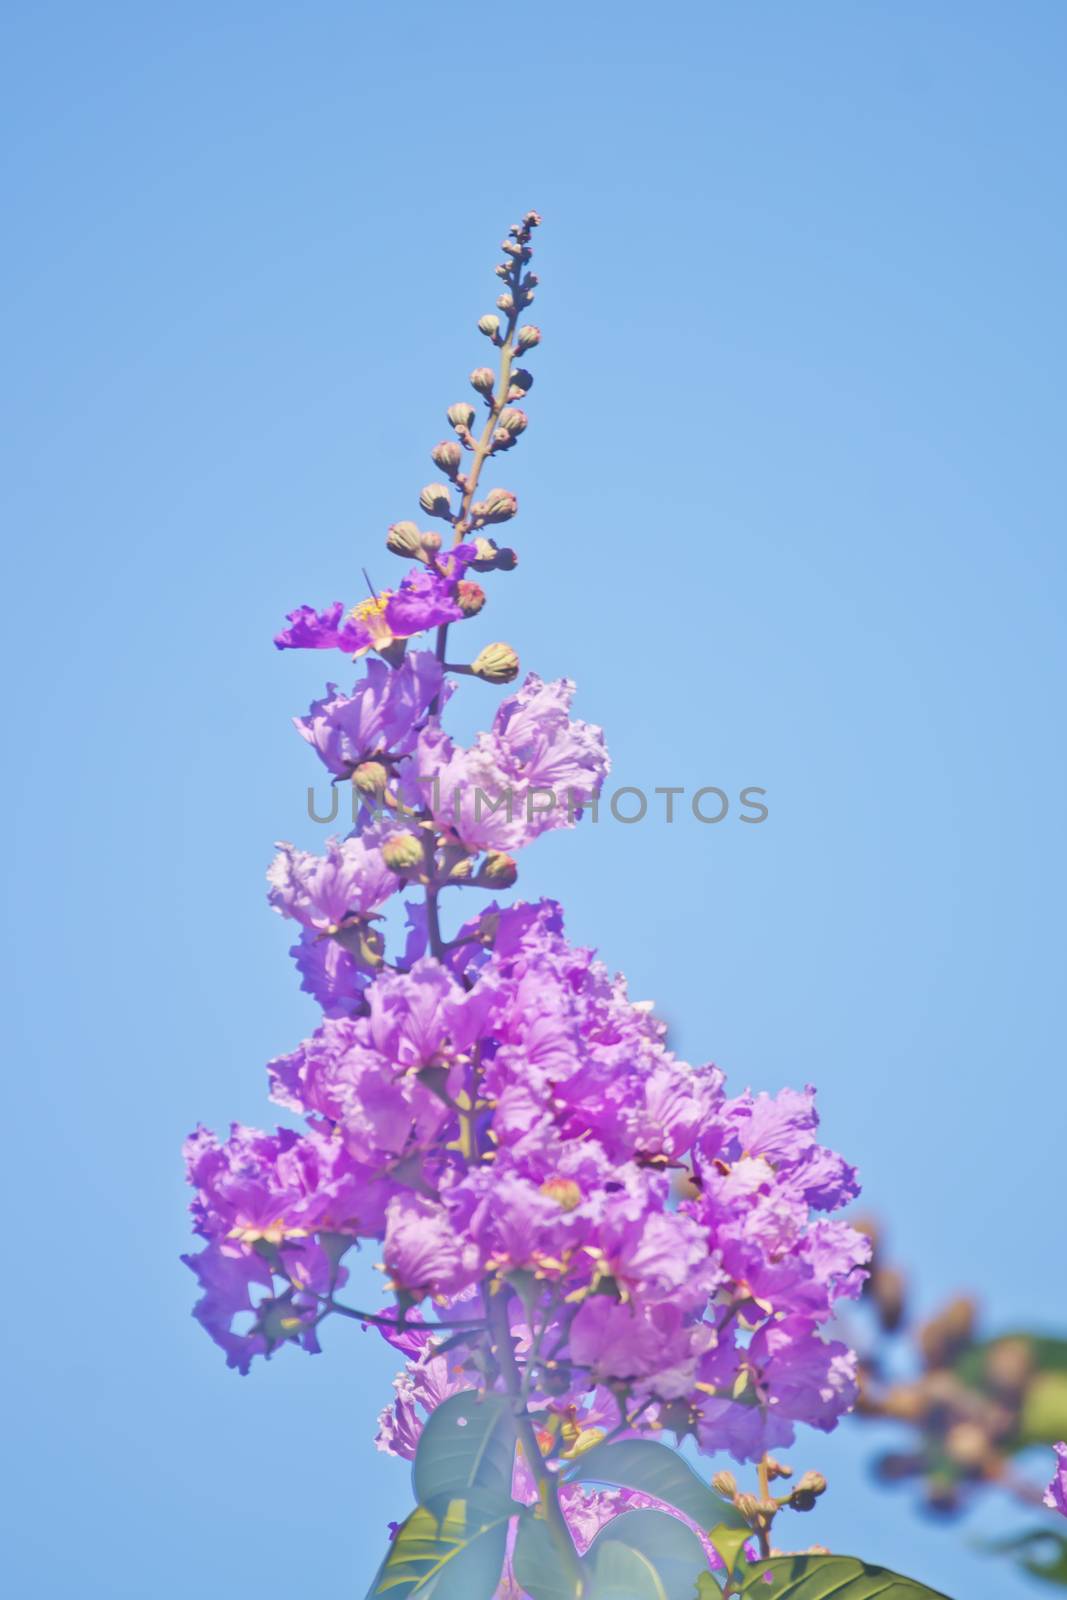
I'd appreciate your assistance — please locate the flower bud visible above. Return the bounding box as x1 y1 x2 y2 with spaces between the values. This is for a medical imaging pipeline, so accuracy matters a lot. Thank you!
386 520 423 558
494 263 509 279
482 850 517 886
494 546 518 572
471 487 517 525
447 402 476 431
456 580 486 617
497 407 527 437
711 1471 738 1499
470 536 499 571
352 761 388 797
734 1493 760 1524
431 440 462 477
496 293 514 314
471 642 519 684
469 367 496 397
491 428 516 453
382 831 424 872
792 1472 827 1502
540 1176 581 1211
501 239 522 258
509 367 533 395
523 210 542 228
478 313 501 339
516 325 541 353
419 483 453 520
419 529 442 556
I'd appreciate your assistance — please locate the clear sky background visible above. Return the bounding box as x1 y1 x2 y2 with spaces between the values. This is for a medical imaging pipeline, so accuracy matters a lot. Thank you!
2 3 1064 1597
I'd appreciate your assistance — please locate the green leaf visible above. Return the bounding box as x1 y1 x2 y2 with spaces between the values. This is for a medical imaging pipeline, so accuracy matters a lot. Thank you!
736 1554 954 1597
567 1440 747 1531
587 1541 670 1600
984 1528 1067 1588
366 1496 512 1598
412 1391 515 1511
512 1512 583 1600
708 1522 751 1578
587 1508 711 1600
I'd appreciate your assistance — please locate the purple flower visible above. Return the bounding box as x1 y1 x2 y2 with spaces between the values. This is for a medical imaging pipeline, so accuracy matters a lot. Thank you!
1045 1442 1067 1516
295 652 449 777
275 549 479 656
267 834 395 930
408 675 609 853
382 1194 478 1299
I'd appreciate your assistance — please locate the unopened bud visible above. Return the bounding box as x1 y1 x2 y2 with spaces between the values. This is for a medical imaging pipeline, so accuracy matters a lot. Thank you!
477 313 501 339
497 407 527 437
523 210 542 228
352 761 388 797
431 441 462 477
419 483 453 520
540 1175 581 1211
501 239 522 258
509 367 533 394
456 580 486 617
382 831 424 872
711 1471 738 1498
447 402 476 431
419 530 442 556
386 520 423 558
516 325 541 353
492 428 516 452
944 1422 992 1471
482 851 517 886
496 293 514 314
765 1458 793 1483
794 1472 827 1498
494 546 518 572
471 642 519 684
470 367 496 397
472 487 517 525
734 1493 760 1524
494 263 509 279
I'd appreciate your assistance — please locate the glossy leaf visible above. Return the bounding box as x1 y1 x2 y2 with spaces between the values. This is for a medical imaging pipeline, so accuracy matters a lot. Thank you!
512 1512 583 1600
366 1495 512 1599
737 1553 954 1597
587 1508 711 1600
567 1439 747 1531
708 1521 751 1578
412 1391 515 1510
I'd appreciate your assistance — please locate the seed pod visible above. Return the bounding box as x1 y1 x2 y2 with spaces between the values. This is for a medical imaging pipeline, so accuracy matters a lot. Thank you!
419 483 453 520
386 520 423 558
470 642 519 684
447 402 476 431
470 367 495 397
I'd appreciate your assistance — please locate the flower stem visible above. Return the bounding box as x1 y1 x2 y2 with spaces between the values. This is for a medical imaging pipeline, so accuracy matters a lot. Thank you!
487 1286 585 1593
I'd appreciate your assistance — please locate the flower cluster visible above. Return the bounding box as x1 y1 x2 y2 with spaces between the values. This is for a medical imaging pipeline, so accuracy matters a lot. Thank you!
184 206 868 1589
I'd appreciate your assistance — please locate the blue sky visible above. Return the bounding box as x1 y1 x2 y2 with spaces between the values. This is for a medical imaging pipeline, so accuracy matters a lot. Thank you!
2 3 1064 1596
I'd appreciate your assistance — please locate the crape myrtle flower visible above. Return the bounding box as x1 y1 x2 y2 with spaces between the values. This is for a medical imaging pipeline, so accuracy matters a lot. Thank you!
274 545 479 656
405 674 609 853
189 896 868 1458
1046 1442 1067 1516
187 210 868 1507
294 652 449 778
